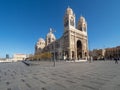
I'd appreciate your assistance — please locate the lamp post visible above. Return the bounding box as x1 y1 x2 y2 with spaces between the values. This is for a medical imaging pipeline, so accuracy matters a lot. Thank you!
51 28 56 67
53 40 56 67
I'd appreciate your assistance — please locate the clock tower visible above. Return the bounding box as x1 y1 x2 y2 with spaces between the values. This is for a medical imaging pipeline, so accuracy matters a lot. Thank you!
64 7 75 32
62 7 88 60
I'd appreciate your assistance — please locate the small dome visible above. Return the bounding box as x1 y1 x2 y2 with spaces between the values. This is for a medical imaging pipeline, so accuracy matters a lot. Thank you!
66 7 73 15
38 38 45 43
79 16 86 23
47 28 56 40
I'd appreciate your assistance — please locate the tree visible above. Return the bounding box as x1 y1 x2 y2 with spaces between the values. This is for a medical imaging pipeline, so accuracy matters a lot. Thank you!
28 52 52 61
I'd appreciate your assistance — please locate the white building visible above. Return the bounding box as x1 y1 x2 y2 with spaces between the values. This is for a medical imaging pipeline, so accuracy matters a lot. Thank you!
13 54 27 61
35 7 89 60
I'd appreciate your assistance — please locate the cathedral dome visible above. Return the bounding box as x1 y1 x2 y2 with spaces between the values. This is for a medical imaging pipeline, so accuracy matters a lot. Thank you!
35 38 45 54
38 38 45 43
66 7 73 15
47 28 56 40
36 38 45 50
79 16 86 23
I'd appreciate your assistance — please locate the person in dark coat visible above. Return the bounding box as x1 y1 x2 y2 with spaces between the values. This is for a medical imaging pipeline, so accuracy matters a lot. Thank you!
114 58 118 64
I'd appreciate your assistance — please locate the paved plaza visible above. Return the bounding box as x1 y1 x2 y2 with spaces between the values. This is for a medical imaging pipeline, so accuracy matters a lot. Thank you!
0 61 120 90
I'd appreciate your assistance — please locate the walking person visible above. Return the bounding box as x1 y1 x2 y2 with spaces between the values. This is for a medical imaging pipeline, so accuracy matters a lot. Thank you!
114 58 118 64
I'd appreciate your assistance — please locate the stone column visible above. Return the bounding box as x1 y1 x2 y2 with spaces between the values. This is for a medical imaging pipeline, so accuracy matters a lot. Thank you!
75 48 77 60
74 32 77 60
81 49 83 59
70 50 72 60
68 49 72 60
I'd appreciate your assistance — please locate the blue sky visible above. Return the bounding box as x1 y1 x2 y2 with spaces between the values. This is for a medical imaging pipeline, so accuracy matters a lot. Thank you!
0 0 120 58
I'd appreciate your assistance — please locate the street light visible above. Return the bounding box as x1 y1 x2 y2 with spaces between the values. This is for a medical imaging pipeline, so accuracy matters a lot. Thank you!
53 40 56 67
51 28 56 67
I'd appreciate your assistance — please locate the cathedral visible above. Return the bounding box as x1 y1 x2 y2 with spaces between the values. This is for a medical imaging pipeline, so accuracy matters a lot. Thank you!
35 7 89 61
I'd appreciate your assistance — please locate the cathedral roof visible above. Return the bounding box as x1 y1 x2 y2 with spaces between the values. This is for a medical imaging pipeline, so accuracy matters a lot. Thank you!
47 28 56 39
38 38 45 43
66 6 73 15
79 16 86 23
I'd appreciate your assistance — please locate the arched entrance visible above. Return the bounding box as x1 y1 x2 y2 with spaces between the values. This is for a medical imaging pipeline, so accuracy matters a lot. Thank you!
77 40 82 60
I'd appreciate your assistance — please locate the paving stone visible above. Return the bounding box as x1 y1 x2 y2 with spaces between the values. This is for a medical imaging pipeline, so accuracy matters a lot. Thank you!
0 61 120 90
82 84 98 90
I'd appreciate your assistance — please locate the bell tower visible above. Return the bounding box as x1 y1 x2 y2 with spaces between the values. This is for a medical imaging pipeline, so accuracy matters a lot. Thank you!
77 16 87 32
64 7 75 32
